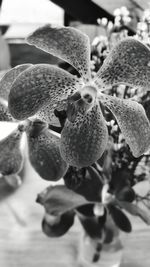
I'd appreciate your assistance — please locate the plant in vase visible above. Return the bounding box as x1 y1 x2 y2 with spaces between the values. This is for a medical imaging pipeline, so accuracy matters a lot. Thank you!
0 7 150 265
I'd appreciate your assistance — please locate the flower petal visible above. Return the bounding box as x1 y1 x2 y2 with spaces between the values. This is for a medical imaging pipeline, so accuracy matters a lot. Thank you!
116 187 135 202
60 103 108 167
34 98 67 126
109 204 132 233
27 120 68 181
118 201 150 225
27 25 91 82
36 185 89 216
76 204 106 238
0 98 13 121
0 64 32 100
94 38 150 90
8 64 81 121
100 94 150 157
4 173 22 188
0 127 24 175
42 211 75 237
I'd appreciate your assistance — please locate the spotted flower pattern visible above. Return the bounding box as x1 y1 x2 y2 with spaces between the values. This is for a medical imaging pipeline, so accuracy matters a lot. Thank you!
0 67 32 187
0 65 68 184
4 24 150 167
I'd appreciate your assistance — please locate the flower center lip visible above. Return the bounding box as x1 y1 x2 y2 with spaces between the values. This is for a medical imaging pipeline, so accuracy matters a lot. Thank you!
66 85 98 122
80 85 98 105
82 93 93 104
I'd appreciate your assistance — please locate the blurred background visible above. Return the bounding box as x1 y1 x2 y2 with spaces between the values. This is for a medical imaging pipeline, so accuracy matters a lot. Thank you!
0 0 149 68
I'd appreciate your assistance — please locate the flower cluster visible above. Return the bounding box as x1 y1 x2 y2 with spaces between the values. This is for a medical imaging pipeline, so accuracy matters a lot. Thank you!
1 9 150 262
135 7 150 45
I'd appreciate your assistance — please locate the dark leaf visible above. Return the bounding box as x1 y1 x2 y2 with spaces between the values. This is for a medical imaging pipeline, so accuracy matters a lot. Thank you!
76 204 106 238
118 201 150 225
116 187 135 202
36 185 89 216
110 169 131 194
63 166 86 191
64 166 103 202
81 166 103 201
104 227 114 244
42 210 75 237
109 204 132 233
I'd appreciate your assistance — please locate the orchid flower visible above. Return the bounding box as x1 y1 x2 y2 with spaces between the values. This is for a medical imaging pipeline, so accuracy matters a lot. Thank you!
4 25 150 168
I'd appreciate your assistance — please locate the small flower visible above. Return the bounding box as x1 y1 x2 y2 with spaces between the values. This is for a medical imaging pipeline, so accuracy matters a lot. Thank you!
4 25 150 168
114 6 131 27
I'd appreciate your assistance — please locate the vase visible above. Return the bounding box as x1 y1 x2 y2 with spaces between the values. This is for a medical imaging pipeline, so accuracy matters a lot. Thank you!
77 205 124 267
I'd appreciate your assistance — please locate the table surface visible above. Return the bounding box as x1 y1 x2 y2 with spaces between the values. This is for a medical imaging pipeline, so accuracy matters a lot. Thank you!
0 154 150 267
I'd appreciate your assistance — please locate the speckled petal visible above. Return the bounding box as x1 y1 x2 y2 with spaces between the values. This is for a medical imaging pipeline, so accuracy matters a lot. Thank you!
27 25 91 82
0 64 32 100
100 94 150 157
8 64 81 121
0 127 24 175
94 38 150 90
0 98 13 121
34 99 67 126
27 121 68 181
60 103 108 167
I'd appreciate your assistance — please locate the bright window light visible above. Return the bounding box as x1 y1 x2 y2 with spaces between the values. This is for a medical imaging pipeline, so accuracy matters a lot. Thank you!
0 0 64 25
